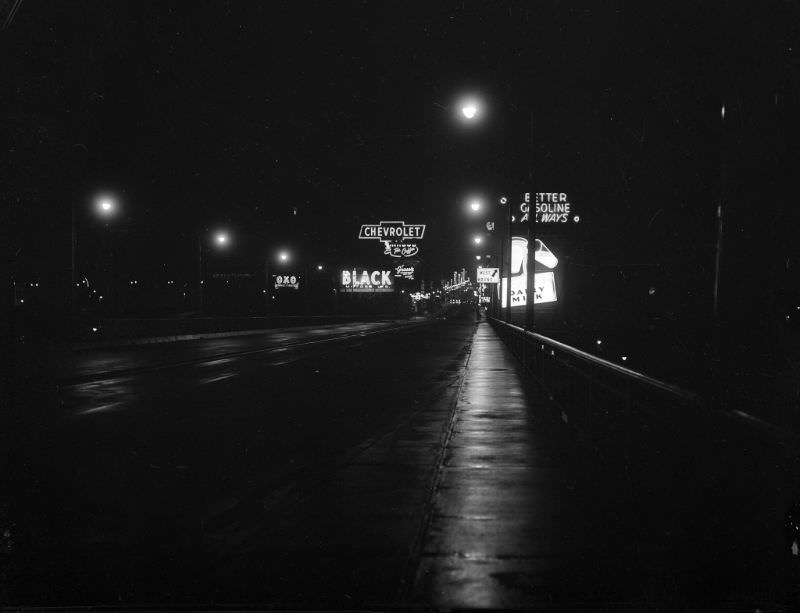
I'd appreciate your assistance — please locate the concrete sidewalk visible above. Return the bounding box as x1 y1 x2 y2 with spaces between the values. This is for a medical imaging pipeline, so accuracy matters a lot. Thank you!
408 323 654 608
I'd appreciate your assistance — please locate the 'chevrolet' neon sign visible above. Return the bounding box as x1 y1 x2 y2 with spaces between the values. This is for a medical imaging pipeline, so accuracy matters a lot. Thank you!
358 221 426 258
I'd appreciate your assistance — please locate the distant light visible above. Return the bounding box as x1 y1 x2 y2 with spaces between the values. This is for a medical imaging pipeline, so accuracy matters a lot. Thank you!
401 290 405 294
279 252 289 262
470 200 481 212
648 287 656 295
462 104 478 119
96 196 117 216
92 327 98 332
721 105 725 120
596 339 602 345
19 299 24 303
621 356 628 361
317 265 323 271
473 236 482 244
476 255 481 260
215 232 228 245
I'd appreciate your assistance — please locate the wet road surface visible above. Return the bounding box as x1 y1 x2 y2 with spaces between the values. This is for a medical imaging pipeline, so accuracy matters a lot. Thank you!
2 319 795 609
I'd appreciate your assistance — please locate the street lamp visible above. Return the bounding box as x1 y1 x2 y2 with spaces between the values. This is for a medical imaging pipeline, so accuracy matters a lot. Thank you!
196 229 232 314
72 193 119 314
279 251 289 262
460 97 480 121
473 236 482 244
469 199 481 212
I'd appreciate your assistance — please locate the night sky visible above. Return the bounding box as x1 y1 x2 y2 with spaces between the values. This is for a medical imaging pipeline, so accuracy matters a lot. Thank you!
5 1 799 296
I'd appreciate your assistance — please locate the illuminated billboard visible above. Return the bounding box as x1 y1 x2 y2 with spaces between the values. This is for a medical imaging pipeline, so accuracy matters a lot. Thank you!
358 220 426 258
502 192 581 225
272 274 301 290
393 264 415 280
340 269 395 293
499 237 559 308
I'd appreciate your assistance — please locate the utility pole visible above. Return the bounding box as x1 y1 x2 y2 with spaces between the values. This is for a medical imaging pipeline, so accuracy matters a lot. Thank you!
524 110 536 332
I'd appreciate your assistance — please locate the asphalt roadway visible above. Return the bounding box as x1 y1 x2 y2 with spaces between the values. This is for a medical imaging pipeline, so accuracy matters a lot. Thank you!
2 316 796 610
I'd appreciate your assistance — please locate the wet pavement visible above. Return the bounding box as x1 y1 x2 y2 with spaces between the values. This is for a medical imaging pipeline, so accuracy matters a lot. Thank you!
57 318 429 382
3 319 795 609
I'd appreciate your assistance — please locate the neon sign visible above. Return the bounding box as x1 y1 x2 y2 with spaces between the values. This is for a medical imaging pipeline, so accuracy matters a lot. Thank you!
513 193 580 224
272 274 301 290
358 221 426 258
340 269 395 293
499 237 559 307
394 264 415 280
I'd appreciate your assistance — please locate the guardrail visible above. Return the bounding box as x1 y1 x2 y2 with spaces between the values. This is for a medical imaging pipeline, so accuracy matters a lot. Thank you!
489 317 703 459
489 316 800 574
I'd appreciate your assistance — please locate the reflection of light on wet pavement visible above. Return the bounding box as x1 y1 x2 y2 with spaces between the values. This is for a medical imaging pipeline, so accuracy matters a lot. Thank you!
199 373 237 385
198 358 236 367
75 401 126 416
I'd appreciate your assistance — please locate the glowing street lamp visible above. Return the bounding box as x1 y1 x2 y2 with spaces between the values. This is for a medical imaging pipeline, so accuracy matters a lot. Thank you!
470 199 482 212
95 195 117 217
473 236 482 245
196 229 233 314
72 193 120 313
279 251 289 262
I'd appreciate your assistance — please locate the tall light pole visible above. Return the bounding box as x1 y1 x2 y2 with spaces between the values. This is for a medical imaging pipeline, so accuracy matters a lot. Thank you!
72 194 117 314
457 91 537 328
196 229 231 315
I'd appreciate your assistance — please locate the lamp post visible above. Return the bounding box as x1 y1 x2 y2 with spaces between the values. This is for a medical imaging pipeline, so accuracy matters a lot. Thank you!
456 90 537 328
196 230 230 315
266 250 292 316
72 194 118 314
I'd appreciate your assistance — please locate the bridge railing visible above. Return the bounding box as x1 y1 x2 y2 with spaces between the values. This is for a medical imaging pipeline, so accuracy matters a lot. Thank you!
489 317 703 459
488 316 800 569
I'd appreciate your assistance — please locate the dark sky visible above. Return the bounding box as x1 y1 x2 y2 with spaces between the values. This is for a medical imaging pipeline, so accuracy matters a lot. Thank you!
5 1 799 286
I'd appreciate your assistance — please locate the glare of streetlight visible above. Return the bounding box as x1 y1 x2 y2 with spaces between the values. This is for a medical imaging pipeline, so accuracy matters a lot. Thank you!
462 102 478 119
215 232 229 245
473 236 482 244
279 251 289 262
96 196 117 216
317 264 323 271
476 255 481 260
470 200 481 212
